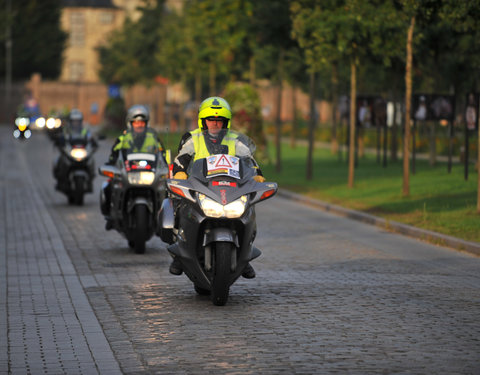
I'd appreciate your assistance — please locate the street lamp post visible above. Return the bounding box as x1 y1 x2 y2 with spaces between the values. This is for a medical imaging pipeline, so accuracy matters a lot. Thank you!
5 0 12 121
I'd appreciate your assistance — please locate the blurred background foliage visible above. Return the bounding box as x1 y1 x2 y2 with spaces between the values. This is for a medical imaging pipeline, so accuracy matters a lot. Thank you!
95 0 480 101
0 0 66 80
1 1 479 105
2 0 479 118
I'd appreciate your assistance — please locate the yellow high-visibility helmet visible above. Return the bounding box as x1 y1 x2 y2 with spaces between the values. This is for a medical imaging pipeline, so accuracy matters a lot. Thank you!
197 97 232 130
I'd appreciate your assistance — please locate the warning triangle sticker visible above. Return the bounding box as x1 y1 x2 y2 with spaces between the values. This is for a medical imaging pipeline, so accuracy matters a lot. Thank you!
215 154 233 168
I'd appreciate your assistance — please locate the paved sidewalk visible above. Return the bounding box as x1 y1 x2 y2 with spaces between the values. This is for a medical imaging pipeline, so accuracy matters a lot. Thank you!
278 189 480 256
1 129 121 374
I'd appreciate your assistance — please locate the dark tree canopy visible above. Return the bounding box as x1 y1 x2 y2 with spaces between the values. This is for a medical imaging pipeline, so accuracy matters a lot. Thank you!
0 0 67 80
98 0 167 86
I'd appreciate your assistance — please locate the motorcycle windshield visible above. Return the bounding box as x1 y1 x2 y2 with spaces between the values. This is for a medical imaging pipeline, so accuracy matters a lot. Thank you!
125 151 169 175
69 137 87 147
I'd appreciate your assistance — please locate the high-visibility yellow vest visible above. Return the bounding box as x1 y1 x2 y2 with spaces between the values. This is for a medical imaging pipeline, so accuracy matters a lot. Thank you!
114 130 161 154
190 129 237 161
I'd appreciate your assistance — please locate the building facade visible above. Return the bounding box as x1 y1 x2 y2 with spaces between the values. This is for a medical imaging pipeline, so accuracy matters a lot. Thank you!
60 0 124 82
60 0 181 83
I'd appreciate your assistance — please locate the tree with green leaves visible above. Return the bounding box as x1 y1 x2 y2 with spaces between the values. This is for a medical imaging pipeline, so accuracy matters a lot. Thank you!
292 0 404 184
155 9 194 131
291 0 346 180
224 81 269 163
0 0 66 80
396 0 451 197
98 0 166 86
250 0 298 173
437 0 480 212
179 0 253 95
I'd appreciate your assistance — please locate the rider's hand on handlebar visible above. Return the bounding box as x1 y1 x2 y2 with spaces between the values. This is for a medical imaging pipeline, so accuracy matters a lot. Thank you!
253 175 266 183
173 171 188 180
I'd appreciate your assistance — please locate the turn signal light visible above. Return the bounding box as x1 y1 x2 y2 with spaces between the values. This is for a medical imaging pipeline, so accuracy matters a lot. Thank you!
169 185 186 198
259 189 276 201
102 170 115 178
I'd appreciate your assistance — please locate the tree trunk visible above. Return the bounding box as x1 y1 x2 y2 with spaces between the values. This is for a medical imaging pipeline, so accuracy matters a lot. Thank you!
477 121 480 212
195 70 202 106
348 60 357 188
429 121 437 165
358 127 364 158
275 49 284 173
307 70 316 180
331 63 339 154
179 72 187 132
209 62 216 96
403 16 415 197
391 95 399 161
249 56 256 86
290 87 298 149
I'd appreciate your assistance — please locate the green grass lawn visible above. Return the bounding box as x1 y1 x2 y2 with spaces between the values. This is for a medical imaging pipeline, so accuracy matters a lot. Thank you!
261 142 480 243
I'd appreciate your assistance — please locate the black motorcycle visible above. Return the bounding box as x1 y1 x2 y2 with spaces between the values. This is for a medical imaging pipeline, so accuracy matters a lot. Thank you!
13 116 32 140
99 151 169 254
158 154 277 306
54 135 97 205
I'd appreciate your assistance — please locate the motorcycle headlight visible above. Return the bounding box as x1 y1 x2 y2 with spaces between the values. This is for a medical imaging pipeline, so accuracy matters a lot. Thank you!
70 148 87 161
46 117 56 129
224 195 248 218
35 117 46 128
198 193 247 218
198 194 224 218
128 171 155 185
15 117 30 126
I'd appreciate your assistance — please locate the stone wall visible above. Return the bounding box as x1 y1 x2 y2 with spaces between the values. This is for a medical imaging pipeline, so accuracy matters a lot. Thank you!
0 74 331 130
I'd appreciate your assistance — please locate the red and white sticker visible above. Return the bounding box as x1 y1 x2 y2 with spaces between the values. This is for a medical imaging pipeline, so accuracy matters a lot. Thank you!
212 181 237 187
206 154 240 179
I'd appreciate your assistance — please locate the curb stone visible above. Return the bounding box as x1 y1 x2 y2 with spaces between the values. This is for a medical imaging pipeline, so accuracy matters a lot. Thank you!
277 188 480 257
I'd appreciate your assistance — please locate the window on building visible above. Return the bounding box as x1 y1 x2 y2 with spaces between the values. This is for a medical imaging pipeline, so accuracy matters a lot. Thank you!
70 12 85 46
70 61 85 81
100 12 114 24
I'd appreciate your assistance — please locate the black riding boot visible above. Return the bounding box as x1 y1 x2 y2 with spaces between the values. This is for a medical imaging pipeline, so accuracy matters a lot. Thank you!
169 257 183 275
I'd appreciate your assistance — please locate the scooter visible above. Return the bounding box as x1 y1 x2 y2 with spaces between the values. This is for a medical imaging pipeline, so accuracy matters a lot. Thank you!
159 154 277 306
99 151 169 254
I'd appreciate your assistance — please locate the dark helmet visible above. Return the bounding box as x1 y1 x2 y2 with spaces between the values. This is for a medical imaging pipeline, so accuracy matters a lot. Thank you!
69 108 83 121
68 108 83 130
126 105 150 130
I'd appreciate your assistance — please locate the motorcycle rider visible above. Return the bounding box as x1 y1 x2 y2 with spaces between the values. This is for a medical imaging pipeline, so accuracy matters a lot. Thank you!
102 104 165 229
53 108 97 189
169 96 265 278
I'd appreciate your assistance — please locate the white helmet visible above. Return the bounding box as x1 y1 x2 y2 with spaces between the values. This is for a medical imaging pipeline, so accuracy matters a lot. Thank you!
126 105 149 130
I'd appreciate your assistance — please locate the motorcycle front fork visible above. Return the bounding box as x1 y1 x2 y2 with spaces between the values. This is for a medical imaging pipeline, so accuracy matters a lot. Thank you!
203 244 237 273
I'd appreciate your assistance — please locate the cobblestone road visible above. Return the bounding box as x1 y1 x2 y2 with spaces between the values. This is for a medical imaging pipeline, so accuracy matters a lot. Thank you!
2 125 480 374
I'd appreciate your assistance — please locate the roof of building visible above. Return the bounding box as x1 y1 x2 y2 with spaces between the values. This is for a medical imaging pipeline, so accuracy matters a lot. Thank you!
62 0 118 8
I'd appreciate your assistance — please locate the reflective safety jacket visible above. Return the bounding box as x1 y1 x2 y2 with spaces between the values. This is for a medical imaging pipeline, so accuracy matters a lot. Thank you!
113 129 163 154
190 128 237 161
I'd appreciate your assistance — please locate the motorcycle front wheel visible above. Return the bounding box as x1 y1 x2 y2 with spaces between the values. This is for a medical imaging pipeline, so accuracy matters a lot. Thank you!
133 205 148 254
73 176 85 206
211 242 232 306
